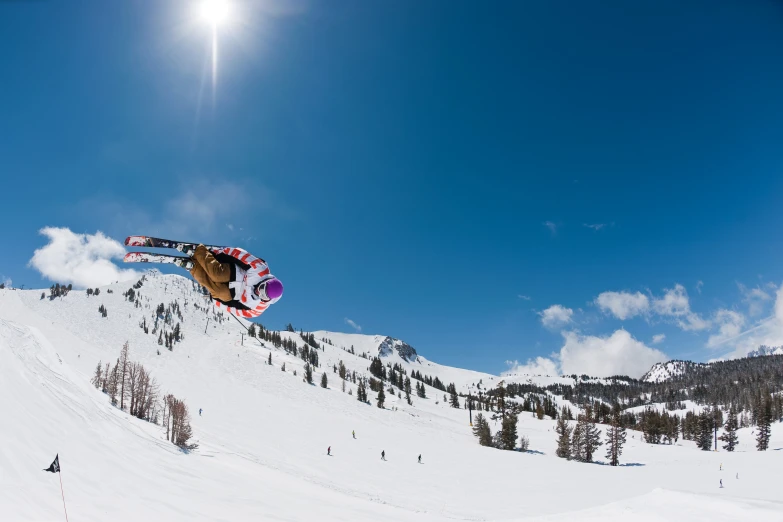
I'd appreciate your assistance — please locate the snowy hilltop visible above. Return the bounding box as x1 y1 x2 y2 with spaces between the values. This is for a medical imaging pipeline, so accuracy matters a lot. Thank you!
641 360 707 383
747 344 783 357
1 272 782 522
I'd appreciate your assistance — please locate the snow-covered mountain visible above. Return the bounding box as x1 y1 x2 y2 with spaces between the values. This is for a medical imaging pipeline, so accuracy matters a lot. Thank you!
747 345 783 357
2 271 782 522
641 360 707 383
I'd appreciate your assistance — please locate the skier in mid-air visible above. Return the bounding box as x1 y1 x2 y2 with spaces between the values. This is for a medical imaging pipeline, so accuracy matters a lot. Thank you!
124 236 283 318
188 244 283 317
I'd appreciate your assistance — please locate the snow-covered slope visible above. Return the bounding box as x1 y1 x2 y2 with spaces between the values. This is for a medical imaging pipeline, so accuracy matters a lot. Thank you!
2 273 782 522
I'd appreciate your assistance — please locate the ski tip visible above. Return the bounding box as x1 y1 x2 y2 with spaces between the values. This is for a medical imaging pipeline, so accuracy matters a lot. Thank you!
125 236 148 247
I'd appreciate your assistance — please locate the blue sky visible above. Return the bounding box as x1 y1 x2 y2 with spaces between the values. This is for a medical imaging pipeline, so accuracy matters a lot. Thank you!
2 1 783 377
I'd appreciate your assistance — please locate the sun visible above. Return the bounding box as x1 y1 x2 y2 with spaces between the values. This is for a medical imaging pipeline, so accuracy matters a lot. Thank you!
200 0 230 26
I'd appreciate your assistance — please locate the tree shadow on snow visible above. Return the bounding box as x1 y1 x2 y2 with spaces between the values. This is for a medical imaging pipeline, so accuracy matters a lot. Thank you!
522 450 545 455
591 460 645 467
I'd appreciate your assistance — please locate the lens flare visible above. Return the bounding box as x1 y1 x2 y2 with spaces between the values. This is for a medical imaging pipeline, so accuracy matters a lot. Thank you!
200 0 229 26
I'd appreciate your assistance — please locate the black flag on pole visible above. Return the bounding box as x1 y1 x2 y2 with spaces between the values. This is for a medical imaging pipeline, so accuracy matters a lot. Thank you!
43 454 60 473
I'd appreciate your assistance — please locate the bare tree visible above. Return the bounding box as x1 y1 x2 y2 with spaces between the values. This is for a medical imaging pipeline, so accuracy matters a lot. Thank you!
164 394 197 450
102 362 110 393
119 342 130 410
134 366 159 421
127 362 139 415
91 361 103 389
107 359 120 405
605 410 627 466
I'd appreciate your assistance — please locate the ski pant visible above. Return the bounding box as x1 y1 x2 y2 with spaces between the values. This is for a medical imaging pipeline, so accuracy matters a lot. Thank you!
190 245 233 302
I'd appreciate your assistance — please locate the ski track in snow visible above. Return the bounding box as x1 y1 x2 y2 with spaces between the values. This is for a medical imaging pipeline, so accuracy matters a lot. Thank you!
1 273 782 521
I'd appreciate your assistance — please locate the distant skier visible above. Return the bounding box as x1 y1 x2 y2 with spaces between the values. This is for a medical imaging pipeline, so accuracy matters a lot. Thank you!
381 450 386 461
199 408 202 416
327 446 331 456
418 454 421 464
720 463 722 471
188 244 283 318
720 479 723 488
352 430 356 439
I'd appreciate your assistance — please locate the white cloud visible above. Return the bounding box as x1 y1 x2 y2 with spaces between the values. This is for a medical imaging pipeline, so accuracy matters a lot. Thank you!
709 284 783 358
696 280 704 294
652 284 710 331
344 318 362 332
507 329 667 379
1 276 11 288
558 330 667 378
652 284 689 316
83 179 297 243
539 305 573 329
595 291 650 320
518 294 531 301
583 223 606 231
651 334 666 344
503 357 559 377
707 309 746 348
165 180 297 234
738 283 772 317
29 227 139 289
543 221 558 235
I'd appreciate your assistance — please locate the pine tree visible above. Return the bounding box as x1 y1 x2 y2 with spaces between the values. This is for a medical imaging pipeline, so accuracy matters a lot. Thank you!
756 397 772 451
448 383 460 408
719 407 739 452
536 403 544 420
472 413 493 446
377 387 386 408
268 352 272 365
499 414 518 450
369 357 385 380
304 363 313 384
583 421 603 463
605 410 627 466
571 419 585 461
321 372 328 389
248 324 257 337
555 414 572 459
696 410 713 451
404 376 412 405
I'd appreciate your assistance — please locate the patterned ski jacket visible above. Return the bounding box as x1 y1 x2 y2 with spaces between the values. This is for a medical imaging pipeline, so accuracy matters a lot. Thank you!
190 245 278 318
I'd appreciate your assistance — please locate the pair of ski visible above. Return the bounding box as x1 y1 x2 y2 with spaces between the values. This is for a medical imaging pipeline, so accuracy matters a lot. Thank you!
123 236 225 269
